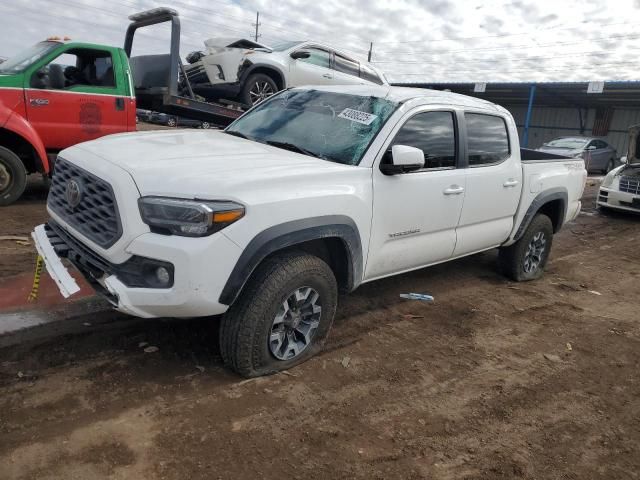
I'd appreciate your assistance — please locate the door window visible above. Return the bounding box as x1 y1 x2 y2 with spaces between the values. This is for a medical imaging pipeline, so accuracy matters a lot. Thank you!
334 54 360 78
32 48 115 90
594 139 608 149
385 111 457 169
298 48 331 69
465 113 510 166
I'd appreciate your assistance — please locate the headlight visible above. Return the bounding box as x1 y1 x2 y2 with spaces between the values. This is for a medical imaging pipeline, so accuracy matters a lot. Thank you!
138 197 245 237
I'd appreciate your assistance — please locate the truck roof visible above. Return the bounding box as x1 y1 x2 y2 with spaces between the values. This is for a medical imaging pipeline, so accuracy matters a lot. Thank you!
293 84 500 110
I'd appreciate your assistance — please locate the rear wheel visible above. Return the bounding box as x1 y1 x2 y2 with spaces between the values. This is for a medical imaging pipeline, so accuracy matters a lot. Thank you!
0 147 27 207
219 251 338 378
603 159 614 174
201 121 210 129
499 214 554 282
240 73 278 106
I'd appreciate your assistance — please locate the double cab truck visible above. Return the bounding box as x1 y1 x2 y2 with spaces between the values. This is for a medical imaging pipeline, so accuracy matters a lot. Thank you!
33 85 587 377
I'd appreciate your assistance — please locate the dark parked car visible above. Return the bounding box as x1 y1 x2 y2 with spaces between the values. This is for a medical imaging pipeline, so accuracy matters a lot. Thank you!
537 136 617 173
136 108 153 123
148 112 212 129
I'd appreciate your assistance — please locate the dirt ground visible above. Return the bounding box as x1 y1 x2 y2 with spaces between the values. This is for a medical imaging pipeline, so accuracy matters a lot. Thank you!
1 180 639 479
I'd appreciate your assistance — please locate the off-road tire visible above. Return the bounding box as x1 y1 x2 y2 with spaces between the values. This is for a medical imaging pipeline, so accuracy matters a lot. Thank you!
220 251 338 378
0 147 27 206
499 214 554 282
240 73 278 106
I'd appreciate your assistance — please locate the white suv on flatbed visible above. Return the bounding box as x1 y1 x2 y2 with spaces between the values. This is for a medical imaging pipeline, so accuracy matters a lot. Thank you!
34 85 587 377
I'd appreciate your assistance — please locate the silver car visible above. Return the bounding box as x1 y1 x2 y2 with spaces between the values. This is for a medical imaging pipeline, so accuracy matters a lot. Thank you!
537 137 617 173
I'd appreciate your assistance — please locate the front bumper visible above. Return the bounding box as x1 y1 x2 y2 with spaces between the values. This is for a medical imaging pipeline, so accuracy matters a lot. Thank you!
41 221 242 318
597 186 640 213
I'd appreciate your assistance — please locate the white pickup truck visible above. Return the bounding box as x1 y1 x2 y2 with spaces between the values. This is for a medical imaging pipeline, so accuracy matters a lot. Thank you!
34 85 586 377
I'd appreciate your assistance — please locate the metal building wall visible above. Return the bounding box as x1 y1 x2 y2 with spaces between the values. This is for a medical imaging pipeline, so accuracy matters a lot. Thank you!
507 106 640 155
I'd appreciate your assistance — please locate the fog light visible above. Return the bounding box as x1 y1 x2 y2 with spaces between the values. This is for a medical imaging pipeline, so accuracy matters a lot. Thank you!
155 266 171 286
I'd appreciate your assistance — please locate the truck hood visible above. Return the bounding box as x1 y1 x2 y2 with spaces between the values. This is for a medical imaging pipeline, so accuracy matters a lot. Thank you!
66 130 357 198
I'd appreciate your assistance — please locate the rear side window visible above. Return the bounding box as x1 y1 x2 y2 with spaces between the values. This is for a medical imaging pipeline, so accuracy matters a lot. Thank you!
465 113 510 166
389 111 457 169
334 54 360 78
360 63 383 85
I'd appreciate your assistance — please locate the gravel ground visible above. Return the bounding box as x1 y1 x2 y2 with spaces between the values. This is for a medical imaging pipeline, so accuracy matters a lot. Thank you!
1 177 639 479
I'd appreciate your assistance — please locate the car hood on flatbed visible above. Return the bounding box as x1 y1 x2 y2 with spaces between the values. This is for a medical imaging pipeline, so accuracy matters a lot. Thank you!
65 130 357 198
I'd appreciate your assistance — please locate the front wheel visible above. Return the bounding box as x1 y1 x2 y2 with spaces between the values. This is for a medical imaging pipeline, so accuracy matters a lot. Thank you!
0 147 27 206
499 214 554 281
240 73 278 106
219 251 338 378
167 117 177 127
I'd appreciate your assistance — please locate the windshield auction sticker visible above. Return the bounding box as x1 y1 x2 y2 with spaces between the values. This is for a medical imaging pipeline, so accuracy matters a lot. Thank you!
338 108 378 125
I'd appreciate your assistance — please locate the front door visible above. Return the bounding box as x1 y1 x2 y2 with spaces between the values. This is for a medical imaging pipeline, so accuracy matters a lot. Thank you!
288 46 334 86
365 109 466 280
25 47 130 150
453 112 522 256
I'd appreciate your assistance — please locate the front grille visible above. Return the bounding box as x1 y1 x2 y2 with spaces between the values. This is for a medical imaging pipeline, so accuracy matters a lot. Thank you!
185 64 209 84
48 158 122 248
619 176 640 195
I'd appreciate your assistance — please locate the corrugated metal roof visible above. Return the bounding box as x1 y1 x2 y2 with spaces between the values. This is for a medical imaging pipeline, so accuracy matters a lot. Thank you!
391 81 640 108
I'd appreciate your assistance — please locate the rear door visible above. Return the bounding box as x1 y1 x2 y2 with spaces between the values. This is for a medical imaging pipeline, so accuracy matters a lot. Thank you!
331 53 366 85
365 108 466 280
453 111 522 257
288 46 334 86
25 46 130 151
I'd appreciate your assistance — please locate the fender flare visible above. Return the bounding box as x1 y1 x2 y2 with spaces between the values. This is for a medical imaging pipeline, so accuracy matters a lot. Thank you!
513 187 568 242
239 62 287 89
219 215 362 306
1 111 49 174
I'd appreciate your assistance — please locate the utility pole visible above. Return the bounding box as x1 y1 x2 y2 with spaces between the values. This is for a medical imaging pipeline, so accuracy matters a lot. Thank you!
367 42 373 62
253 12 261 42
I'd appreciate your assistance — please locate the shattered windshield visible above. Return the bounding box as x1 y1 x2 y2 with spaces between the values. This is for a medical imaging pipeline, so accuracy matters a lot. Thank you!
544 137 588 149
0 41 58 74
225 89 398 165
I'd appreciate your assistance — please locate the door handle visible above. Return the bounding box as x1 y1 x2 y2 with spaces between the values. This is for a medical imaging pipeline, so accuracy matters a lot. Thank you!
443 185 465 195
30 98 49 107
322 74 332 78
503 179 520 187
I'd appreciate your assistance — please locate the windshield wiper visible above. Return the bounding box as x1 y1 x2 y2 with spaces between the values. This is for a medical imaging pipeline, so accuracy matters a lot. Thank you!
264 140 326 160
224 130 248 139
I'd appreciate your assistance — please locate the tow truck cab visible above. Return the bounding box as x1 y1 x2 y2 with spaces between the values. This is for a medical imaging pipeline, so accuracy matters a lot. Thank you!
0 38 135 205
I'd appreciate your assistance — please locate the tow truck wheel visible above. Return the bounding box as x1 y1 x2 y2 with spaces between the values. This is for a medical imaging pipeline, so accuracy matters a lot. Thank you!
241 73 278 106
220 251 338 378
0 147 27 207
498 214 553 282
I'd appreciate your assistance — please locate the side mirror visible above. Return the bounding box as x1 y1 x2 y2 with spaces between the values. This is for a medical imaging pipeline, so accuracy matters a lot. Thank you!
380 145 425 175
587 145 597 150
620 156 628 164
290 50 311 60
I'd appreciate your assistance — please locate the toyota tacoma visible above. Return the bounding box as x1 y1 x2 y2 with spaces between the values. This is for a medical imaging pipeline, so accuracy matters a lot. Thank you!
33 85 587 377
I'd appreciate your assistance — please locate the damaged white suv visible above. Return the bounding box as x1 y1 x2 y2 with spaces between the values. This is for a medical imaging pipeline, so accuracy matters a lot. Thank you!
34 86 585 377
184 38 387 105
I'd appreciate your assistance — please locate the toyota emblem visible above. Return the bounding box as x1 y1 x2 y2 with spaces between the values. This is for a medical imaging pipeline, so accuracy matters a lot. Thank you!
65 178 83 209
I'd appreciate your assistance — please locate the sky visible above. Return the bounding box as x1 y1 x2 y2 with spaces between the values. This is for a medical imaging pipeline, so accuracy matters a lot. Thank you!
0 0 638 83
